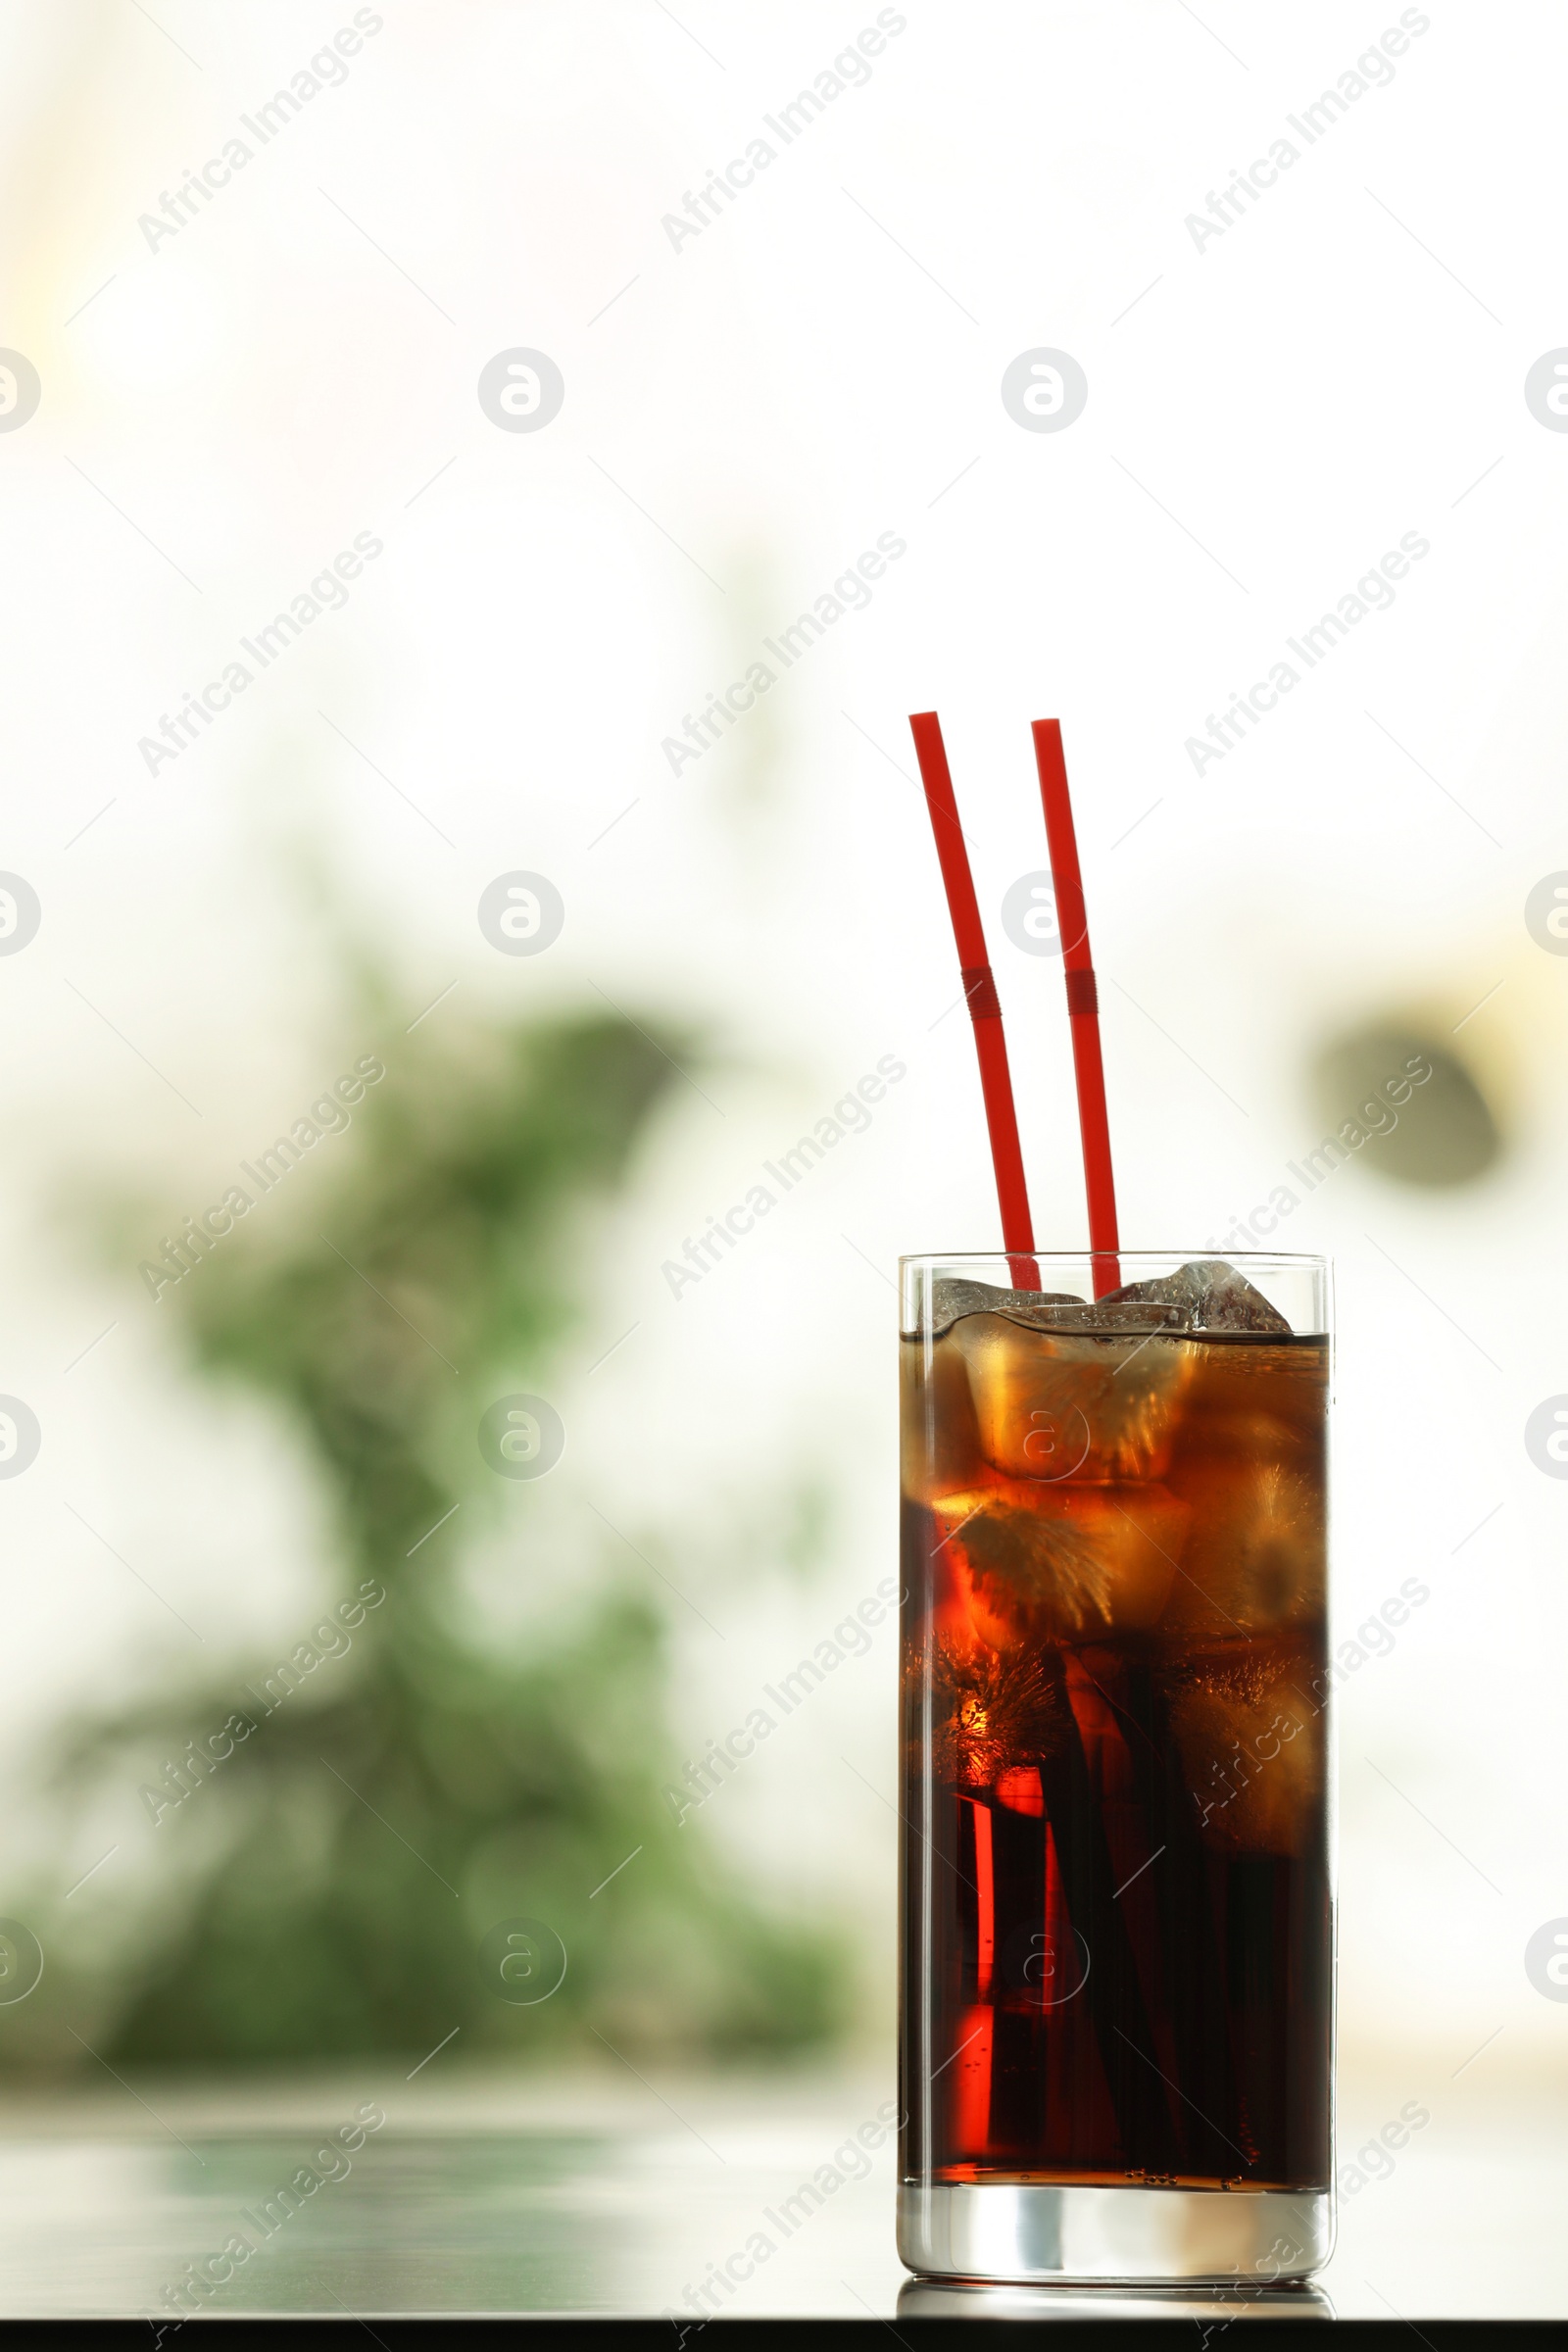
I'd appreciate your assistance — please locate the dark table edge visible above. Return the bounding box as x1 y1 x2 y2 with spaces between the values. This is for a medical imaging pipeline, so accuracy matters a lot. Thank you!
0 2320 1560 2346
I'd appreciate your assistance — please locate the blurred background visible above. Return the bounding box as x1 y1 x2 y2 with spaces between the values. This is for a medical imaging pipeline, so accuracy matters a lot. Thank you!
0 0 1565 2315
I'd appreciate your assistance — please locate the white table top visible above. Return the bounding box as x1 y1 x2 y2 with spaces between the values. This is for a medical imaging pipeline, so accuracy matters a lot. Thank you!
0 2057 1558 2321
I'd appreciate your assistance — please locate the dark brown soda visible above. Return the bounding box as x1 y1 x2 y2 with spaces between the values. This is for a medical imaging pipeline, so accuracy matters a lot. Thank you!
900 1309 1331 2190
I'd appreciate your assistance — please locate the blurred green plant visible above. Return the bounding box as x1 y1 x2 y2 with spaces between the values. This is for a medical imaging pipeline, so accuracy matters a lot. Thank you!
25 993 845 2067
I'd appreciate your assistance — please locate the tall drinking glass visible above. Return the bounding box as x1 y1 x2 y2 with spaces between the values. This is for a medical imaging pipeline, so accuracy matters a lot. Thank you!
899 1253 1333 2285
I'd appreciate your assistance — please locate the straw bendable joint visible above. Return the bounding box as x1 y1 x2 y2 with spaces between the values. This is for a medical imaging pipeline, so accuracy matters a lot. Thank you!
961 965 1002 1021
1064 968 1099 1015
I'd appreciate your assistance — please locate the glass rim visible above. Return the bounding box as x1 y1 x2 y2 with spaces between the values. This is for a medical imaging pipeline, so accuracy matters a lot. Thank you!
898 1249 1331 1269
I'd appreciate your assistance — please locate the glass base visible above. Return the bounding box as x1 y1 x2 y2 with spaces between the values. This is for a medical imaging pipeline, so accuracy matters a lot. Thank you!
898 2182 1333 2285
898 2278 1334 2322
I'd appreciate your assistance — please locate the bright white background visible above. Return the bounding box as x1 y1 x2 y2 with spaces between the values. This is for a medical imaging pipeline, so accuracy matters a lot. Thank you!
0 0 1565 2316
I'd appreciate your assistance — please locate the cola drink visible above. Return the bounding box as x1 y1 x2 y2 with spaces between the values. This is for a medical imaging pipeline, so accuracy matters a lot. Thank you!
898 1255 1333 2284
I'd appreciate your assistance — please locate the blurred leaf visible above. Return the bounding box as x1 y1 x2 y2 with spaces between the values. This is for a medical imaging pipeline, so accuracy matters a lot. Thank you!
23 995 845 2068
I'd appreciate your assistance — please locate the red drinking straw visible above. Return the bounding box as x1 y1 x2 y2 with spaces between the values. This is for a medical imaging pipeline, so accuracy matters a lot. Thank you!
1031 718 1121 1298
908 711 1037 1274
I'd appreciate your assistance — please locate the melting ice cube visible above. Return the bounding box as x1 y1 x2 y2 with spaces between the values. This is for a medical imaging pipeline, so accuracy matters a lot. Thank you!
1102 1259 1293 1334
949 1311 1194 1485
1162 1644 1324 1857
931 1477 1187 1642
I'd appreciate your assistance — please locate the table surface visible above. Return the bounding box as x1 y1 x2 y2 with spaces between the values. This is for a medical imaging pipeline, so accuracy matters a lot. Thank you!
0 2060 1560 2322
